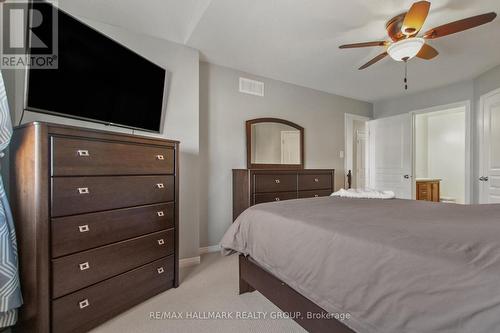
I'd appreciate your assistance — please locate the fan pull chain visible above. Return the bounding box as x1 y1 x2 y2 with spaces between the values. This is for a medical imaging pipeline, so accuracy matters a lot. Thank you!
404 59 408 90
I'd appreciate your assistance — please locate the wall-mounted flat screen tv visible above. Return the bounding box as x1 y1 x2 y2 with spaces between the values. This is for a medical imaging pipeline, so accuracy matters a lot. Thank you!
26 3 166 132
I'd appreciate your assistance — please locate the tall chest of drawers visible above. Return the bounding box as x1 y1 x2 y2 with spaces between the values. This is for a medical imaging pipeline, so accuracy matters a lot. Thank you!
232 169 335 221
10 122 179 333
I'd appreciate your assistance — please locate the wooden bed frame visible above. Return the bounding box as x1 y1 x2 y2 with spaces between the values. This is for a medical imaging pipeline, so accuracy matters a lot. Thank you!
239 255 355 333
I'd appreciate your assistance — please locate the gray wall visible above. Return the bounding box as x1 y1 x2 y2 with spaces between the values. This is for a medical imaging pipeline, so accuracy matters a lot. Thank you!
3 17 201 260
199 62 372 247
373 80 474 118
373 64 500 203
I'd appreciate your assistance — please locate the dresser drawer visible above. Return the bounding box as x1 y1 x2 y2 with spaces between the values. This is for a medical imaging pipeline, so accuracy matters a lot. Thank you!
417 183 430 201
298 173 332 191
298 189 332 199
51 202 174 258
52 229 174 298
52 256 174 333
254 191 297 204
51 175 174 217
254 174 296 193
51 136 174 176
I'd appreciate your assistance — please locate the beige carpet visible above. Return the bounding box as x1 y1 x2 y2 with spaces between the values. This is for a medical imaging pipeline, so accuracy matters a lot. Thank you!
90 253 306 333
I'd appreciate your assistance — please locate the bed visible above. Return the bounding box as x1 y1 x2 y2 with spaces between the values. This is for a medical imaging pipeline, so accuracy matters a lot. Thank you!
221 196 500 333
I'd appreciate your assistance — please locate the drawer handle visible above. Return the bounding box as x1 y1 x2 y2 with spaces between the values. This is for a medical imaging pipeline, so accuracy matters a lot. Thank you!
77 150 90 157
314 194 319 197
156 154 165 160
79 262 90 271
78 225 90 233
79 299 90 309
157 239 165 245
275 179 280 184
314 178 319 182
157 211 165 217
77 187 89 195
275 197 280 201
157 267 165 274
156 183 165 189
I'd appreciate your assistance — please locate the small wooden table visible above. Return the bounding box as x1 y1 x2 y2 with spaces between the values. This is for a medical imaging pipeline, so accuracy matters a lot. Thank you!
416 179 441 202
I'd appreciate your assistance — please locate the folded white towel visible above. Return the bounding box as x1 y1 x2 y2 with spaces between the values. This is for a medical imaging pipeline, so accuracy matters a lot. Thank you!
331 188 395 199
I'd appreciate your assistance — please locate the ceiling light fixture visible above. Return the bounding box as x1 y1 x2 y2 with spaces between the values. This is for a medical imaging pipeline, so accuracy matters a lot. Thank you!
387 38 425 61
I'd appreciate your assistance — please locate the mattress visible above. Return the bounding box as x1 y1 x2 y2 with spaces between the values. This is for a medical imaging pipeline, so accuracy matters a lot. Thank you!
220 197 500 333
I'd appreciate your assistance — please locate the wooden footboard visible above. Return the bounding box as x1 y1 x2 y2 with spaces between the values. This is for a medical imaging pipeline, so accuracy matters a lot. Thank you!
238 255 355 333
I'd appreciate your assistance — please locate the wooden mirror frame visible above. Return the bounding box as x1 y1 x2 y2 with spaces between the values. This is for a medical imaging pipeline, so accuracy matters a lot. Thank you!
246 118 304 169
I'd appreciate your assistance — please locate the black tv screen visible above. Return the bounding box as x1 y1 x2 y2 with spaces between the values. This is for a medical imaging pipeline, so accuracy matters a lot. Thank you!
26 3 166 132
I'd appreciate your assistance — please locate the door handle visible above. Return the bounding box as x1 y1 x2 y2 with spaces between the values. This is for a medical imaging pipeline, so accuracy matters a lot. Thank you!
403 175 410 179
479 176 485 181
484 177 489 182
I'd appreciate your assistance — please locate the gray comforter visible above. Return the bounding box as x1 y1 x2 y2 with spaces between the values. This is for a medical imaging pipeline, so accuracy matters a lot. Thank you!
220 197 500 333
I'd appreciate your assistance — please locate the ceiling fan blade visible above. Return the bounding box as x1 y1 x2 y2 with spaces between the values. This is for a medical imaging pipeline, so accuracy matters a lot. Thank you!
402 1 431 35
339 41 388 49
423 12 497 39
417 44 439 60
358 52 388 70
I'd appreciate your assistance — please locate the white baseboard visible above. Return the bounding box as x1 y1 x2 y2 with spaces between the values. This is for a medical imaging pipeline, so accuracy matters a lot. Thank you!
179 245 221 268
179 256 200 268
199 245 220 254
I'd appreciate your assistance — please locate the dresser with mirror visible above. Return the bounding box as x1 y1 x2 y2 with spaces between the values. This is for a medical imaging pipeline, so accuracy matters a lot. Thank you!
233 118 335 220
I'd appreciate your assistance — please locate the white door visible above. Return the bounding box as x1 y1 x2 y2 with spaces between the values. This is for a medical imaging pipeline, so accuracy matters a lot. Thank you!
281 131 300 164
480 89 500 203
356 131 367 188
368 114 412 199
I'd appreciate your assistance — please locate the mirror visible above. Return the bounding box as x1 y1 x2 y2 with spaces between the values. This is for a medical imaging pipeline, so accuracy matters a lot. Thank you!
246 118 304 169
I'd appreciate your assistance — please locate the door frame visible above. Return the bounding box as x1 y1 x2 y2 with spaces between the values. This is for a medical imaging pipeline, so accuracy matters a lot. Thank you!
479 87 500 203
410 100 472 203
344 113 371 188
355 129 367 188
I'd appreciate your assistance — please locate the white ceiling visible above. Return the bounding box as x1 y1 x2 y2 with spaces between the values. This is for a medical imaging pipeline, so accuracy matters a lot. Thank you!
59 0 500 102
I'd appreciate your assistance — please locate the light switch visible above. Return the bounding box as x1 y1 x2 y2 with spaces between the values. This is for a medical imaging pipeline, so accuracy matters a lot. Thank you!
339 150 344 159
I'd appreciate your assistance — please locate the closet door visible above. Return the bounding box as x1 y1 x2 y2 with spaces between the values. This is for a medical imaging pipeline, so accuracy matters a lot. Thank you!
480 88 500 203
368 114 412 199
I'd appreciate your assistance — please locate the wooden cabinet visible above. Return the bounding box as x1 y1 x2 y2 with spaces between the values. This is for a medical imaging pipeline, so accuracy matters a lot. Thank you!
10 122 179 333
233 169 335 221
416 179 441 202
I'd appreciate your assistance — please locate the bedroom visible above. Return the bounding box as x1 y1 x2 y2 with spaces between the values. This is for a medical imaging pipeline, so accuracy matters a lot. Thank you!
0 0 499 332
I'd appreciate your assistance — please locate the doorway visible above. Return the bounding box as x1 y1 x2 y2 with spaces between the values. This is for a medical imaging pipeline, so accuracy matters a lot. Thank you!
280 130 301 164
345 114 370 189
412 102 470 204
367 114 413 199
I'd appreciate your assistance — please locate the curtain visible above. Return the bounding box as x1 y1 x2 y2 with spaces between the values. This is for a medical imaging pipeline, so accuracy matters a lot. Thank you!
0 70 22 328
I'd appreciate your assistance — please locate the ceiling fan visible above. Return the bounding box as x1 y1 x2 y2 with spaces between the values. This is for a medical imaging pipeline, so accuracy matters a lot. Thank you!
339 1 497 70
